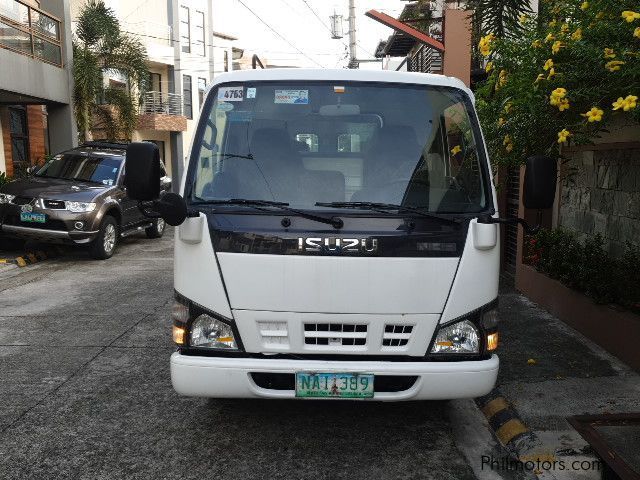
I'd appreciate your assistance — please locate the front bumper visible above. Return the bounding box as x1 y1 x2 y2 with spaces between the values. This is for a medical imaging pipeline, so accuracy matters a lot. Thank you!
170 353 499 401
0 224 98 244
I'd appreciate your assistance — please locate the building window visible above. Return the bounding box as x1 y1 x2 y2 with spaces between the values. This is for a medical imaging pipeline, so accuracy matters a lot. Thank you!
149 72 162 93
180 6 190 54
183 75 192 119
193 10 205 56
224 50 229 72
9 106 30 172
197 78 207 109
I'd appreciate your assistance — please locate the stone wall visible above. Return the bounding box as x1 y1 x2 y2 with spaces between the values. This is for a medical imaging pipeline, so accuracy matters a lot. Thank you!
559 147 640 256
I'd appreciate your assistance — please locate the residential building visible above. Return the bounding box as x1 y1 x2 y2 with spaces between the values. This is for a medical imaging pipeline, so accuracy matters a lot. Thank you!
70 0 234 183
0 0 76 178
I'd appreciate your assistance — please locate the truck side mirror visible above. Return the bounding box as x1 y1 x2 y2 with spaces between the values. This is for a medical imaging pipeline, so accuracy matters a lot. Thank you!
124 142 161 201
523 155 557 210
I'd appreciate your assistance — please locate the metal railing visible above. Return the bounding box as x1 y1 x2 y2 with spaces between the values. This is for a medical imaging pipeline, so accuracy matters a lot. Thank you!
0 0 62 66
141 91 183 116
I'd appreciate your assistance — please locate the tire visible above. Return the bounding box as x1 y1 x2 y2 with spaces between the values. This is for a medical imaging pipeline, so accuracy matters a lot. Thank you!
90 215 118 260
145 218 165 239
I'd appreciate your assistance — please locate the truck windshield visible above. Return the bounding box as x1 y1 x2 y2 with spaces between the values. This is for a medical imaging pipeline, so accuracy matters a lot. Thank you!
36 154 122 186
189 81 489 214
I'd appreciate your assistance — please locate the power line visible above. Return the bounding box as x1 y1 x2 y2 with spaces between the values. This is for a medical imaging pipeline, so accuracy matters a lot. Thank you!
235 0 326 68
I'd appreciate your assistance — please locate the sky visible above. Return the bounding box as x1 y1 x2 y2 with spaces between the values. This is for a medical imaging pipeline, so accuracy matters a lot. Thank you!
212 0 406 69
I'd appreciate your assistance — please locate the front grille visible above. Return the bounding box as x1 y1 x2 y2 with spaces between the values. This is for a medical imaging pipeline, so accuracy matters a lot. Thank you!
43 199 66 209
3 214 67 231
11 196 33 206
257 321 289 348
382 325 414 348
251 373 418 392
304 323 367 346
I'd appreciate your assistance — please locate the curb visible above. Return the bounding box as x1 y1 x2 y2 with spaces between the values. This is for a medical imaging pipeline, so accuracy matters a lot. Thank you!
0 246 65 268
476 388 558 479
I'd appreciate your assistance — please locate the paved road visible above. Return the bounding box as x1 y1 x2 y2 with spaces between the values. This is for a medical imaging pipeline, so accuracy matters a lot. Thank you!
0 231 513 480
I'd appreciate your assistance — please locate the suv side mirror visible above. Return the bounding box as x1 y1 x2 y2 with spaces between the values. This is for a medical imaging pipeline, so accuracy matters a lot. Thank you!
523 155 557 210
124 143 161 200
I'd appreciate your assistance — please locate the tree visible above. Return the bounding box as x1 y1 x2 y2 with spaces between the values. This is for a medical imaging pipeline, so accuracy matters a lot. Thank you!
72 0 149 142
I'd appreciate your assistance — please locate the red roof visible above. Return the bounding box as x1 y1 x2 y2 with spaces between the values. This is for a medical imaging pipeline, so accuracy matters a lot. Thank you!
365 10 445 55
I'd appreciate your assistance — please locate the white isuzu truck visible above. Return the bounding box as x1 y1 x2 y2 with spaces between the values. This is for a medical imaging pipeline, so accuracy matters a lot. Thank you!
125 69 556 401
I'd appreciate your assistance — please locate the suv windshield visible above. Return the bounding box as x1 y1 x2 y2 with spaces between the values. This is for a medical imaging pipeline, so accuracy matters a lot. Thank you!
189 81 489 214
36 153 123 186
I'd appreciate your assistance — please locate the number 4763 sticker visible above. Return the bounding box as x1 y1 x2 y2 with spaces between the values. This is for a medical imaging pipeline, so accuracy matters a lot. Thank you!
218 87 244 102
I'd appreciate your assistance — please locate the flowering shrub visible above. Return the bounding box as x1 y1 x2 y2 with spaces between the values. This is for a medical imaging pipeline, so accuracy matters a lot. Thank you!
526 228 640 311
475 0 640 166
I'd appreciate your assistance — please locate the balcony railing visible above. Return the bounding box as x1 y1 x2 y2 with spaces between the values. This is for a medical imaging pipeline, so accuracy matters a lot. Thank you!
0 0 62 66
141 91 183 116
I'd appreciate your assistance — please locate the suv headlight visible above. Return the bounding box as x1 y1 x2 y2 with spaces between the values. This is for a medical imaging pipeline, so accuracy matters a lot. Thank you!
0 193 15 204
431 319 480 354
190 314 237 349
67 202 96 213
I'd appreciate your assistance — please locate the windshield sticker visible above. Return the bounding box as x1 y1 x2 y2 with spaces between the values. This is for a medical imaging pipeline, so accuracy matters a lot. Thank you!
275 90 309 104
228 111 253 123
112 167 118 173
216 102 234 112
246 87 257 99
102 179 113 186
218 87 244 102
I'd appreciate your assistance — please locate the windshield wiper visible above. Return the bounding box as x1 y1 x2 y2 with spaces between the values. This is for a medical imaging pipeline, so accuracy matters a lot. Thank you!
193 198 344 229
315 201 461 226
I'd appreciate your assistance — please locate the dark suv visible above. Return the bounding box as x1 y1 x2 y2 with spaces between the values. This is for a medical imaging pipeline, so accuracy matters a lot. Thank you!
0 142 170 259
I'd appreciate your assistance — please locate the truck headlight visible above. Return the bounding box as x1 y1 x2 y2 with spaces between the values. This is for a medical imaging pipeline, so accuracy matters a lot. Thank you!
67 202 96 213
190 314 237 349
431 319 480 354
0 193 15 204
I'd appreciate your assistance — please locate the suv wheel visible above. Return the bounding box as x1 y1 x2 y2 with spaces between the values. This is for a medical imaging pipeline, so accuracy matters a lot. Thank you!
145 218 165 239
90 215 118 259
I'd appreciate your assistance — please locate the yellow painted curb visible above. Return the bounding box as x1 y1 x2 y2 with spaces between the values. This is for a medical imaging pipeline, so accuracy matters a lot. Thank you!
0 259 7 264
481 396 510 420
496 418 529 445
15 257 27 267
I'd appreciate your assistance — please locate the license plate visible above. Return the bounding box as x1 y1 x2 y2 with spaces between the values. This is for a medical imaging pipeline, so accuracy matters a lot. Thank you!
295 372 374 399
20 212 46 223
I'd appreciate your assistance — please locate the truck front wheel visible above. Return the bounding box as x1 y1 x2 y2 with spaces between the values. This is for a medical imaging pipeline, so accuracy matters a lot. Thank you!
90 215 118 260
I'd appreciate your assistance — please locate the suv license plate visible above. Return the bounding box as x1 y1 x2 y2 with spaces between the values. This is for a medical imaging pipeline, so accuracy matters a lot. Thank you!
20 213 46 223
295 372 374 399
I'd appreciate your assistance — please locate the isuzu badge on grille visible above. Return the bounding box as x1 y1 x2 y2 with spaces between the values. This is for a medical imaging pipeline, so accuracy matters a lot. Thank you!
297 237 378 254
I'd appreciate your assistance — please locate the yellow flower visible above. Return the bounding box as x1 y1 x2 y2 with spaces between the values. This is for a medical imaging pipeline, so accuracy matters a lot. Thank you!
505 143 514 153
550 87 567 102
543 59 554 70
535 74 546 83
561 23 570 34
557 129 571 144
478 33 496 57
558 99 570 111
552 41 564 54
580 1 589 10
622 11 640 23
604 48 616 59
547 67 557 79
451 145 462 156
613 95 638 111
503 135 512 146
605 60 625 72
532 39 543 48
485 61 494 73
581 107 604 122
549 19 557 28
519 14 528 23
571 28 583 41
504 102 513 113
595 12 604 20
634 27 640 38
545 33 555 42
498 69 508 87
498 117 506 126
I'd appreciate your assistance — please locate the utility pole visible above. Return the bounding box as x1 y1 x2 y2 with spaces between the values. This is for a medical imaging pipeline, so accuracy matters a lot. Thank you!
348 0 358 69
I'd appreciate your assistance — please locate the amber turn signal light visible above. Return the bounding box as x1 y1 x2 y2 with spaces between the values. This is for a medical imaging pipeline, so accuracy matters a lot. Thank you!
172 326 186 345
487 332 499 351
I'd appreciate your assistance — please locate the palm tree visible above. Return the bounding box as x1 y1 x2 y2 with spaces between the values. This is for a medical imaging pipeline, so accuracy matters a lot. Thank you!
73 0 149 142
467 0 534 38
